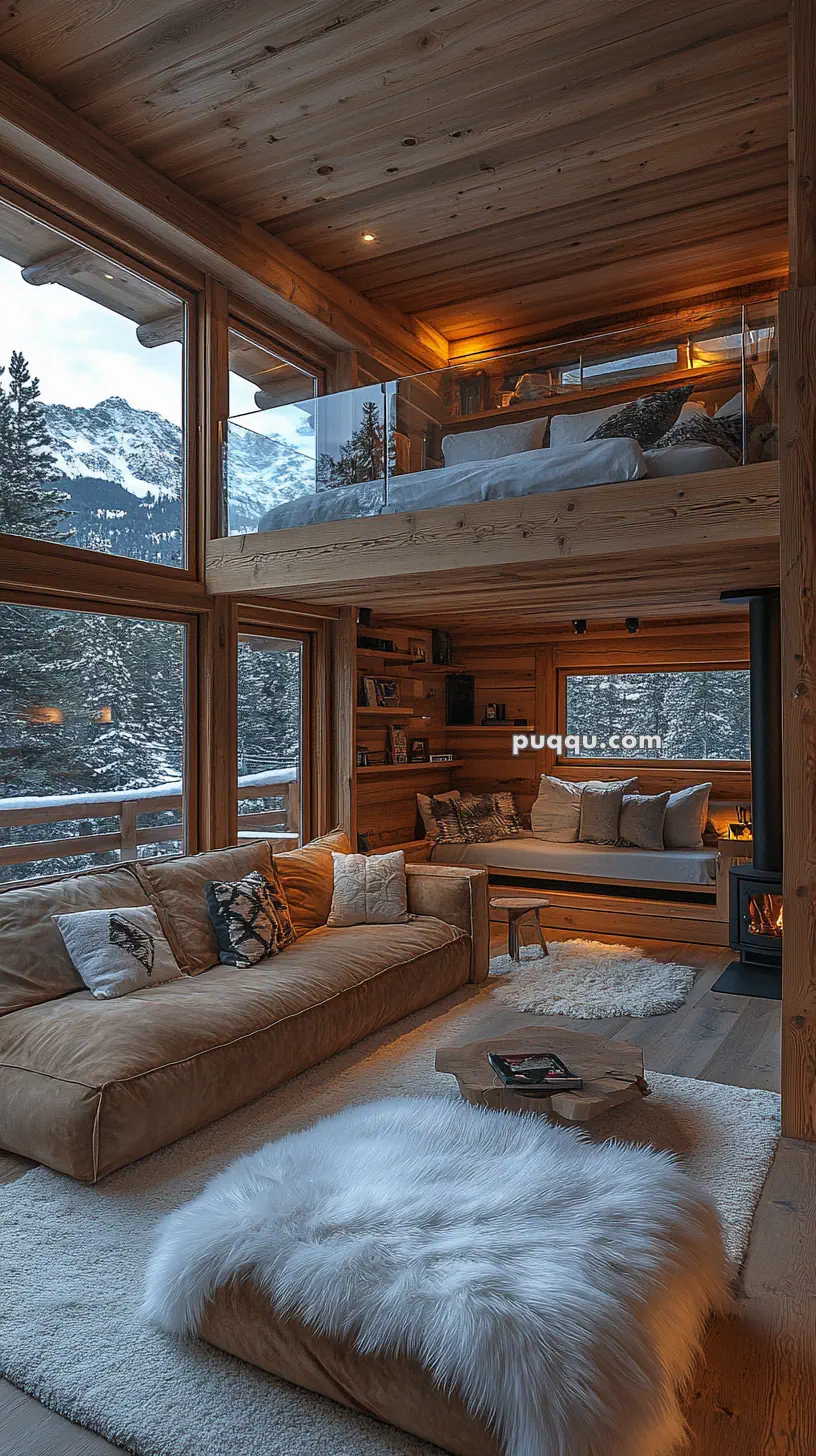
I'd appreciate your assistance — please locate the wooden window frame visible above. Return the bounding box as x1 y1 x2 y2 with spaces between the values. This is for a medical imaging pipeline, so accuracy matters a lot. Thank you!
555 660 751 771
236 611 314 845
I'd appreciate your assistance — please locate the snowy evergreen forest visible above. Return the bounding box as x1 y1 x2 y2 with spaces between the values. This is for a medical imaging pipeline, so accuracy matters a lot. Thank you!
565 670 751 758
0 351 301 882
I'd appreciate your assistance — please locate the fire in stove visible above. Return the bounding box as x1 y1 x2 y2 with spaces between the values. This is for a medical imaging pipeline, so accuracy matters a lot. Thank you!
746 893 784 938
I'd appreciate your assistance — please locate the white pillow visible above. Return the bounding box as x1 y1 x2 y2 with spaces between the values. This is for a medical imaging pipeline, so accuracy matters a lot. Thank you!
441 417 548 468
550 399 705 451
715 392 742 420
417 789 460 841
663 783 712 849
53 905 183 999
531 774 639 842
328 850 408 927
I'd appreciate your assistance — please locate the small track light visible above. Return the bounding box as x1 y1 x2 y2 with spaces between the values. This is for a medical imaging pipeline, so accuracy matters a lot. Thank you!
625 617 639 634
572 619 587 635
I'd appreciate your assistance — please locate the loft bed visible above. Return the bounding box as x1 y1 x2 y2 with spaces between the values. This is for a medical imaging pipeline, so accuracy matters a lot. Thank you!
207 302 780 612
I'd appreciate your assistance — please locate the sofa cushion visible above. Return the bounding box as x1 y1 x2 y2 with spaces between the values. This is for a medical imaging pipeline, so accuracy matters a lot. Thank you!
274 828 352 936
0 865 150 1016
54 905 184 998
0 916 468 1181
137 842 273 974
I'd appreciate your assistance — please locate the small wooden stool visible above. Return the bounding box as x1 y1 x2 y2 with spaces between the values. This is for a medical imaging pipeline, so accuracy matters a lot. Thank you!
490 896 549 961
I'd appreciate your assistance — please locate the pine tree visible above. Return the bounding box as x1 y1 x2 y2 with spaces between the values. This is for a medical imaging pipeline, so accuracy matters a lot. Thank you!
0 352 72 541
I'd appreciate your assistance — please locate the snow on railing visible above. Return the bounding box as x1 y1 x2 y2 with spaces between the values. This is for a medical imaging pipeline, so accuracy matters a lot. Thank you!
0 768 299 872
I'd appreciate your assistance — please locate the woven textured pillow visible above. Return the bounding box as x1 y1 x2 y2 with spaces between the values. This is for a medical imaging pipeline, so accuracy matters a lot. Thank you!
455 792 525 843
618 792 671 851
579 783 623 844
655 412 741 462
205 863 296 968
328 850 408 927
53 905 183 1000
417 789 461 841
426 794 468 844
588 385 693 449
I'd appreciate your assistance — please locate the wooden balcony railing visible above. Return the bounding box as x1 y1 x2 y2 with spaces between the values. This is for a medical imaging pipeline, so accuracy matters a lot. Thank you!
0 768 298 874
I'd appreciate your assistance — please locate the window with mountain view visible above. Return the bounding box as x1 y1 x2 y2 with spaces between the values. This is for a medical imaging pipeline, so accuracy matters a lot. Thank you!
0 198 187 567
564 669 750 760
0 601 187 883
227 328 316 534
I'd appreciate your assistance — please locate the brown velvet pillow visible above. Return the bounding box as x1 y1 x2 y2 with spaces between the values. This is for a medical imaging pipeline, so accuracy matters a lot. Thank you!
274 827 353 936
579 784 623 844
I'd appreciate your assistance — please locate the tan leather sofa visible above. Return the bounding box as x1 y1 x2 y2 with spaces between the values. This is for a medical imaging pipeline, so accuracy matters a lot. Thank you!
0 831 489 1182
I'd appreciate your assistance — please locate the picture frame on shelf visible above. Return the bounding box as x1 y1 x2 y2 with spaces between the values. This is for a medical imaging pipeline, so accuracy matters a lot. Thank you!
457 370 488 416
409 637 427 663
356 745 369 767
409 737 429 763
362 676 378 707
388 724 409 764
430 752 456 763
375 678 401 708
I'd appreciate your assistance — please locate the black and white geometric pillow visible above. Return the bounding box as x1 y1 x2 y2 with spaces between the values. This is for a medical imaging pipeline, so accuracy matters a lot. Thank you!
588 385 693 449
206 864 296 968
53 904 183 999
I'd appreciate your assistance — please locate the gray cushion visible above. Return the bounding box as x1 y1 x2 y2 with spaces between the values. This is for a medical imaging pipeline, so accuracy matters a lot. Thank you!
664 783 712 850
441 417 548 468
618 793 671 852
579 784 623 844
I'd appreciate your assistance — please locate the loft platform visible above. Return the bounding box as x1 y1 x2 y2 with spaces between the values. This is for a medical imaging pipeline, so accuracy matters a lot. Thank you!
206 462 779 623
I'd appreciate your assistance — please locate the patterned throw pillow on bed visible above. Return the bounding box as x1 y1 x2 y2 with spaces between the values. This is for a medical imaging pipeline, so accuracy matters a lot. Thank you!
655 411 742 462
588 385 693 449
206 863 296 967
455 792 525 843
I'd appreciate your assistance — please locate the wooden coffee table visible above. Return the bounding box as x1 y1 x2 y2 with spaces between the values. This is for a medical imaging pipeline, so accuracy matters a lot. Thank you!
436 1024 648 1123
490 895 549 960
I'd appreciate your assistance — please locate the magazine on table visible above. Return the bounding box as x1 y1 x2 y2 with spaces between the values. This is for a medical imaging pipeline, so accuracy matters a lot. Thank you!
487 1051 583 1094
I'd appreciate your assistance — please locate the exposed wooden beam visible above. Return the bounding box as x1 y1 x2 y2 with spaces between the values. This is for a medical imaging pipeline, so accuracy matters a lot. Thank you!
0 58 448 374
136 311 183 348
780 0 816 1142
20 243 88 284
205 463 778 599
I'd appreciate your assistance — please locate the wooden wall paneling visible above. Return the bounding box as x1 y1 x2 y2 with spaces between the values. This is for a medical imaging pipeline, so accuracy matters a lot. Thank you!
196 596 237 850
780 0 816 1141
330 606 357 840
535 647 557 779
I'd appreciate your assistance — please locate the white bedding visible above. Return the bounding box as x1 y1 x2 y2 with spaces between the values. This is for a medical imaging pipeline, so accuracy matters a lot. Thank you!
431 836 718 887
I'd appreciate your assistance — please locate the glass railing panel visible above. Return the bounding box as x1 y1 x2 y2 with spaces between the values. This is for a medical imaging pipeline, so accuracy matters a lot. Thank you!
221 299 778 536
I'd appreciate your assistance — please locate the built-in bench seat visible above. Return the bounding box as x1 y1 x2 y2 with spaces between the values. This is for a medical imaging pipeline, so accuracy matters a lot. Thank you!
431 836 717 889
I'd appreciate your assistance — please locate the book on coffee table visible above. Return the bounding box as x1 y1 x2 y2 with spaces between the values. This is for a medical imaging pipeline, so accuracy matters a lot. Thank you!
487 1051 583 1094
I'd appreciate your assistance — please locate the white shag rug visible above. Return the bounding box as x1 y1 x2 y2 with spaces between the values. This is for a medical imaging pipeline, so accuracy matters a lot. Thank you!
490 939 698 1018
145 1096 728 1456
0 986 780 1456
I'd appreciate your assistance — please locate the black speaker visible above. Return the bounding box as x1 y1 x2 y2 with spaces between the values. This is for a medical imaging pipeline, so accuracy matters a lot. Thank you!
446 673 475 726
432 629 452 666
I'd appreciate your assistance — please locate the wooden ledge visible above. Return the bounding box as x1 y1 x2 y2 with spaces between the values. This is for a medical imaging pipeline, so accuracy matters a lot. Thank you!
206 462 779 601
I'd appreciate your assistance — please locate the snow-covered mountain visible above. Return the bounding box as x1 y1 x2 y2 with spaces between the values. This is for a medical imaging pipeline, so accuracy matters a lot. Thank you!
42 396 315 536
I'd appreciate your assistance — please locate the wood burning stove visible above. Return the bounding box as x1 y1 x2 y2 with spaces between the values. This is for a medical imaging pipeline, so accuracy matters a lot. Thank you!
714 588 782 999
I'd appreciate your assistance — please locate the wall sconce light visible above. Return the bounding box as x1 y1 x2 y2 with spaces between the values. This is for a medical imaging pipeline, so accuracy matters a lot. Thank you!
625 617 639 634
572 619 587 635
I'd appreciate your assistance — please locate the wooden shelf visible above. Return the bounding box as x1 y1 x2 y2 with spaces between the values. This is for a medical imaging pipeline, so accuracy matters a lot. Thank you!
447 723 530 732
356 648 417 663
356 760 463 775
357 706 418 716
357 651 458 674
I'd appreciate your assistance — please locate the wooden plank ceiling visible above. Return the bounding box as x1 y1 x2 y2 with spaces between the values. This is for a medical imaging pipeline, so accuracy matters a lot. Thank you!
0 0 789 356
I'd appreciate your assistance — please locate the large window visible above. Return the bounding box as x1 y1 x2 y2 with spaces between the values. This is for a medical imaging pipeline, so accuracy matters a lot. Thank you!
0 601 187 882
226 328 316 534
237 632 303 845
563 668 750 760
0 198 188 566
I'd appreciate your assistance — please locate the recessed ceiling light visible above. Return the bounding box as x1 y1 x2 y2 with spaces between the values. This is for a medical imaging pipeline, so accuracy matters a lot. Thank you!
103 272 114 280
361 231 376 243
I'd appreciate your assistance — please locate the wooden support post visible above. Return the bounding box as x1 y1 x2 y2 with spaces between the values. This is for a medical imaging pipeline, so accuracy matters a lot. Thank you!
781 0 816 1138
331 606 357 843
119 799 138 862
196 598 238 851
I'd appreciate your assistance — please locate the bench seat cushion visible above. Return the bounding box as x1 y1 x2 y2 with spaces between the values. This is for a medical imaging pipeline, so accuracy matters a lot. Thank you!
0 918 468 1182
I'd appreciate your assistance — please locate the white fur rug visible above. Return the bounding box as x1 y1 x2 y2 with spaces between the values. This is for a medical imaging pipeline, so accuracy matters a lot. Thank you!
145 1096 728 1456
0 987 780 1456
490 940 697 1017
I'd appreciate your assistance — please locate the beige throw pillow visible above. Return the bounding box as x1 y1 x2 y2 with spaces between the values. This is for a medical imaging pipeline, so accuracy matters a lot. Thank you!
663 783 712 850
275 827 353 935
531 774 639 842
579 784 623 844
327 850 408 927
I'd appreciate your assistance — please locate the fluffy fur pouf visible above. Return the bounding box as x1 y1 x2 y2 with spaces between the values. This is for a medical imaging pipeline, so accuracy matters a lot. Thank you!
144 1097 728 1456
